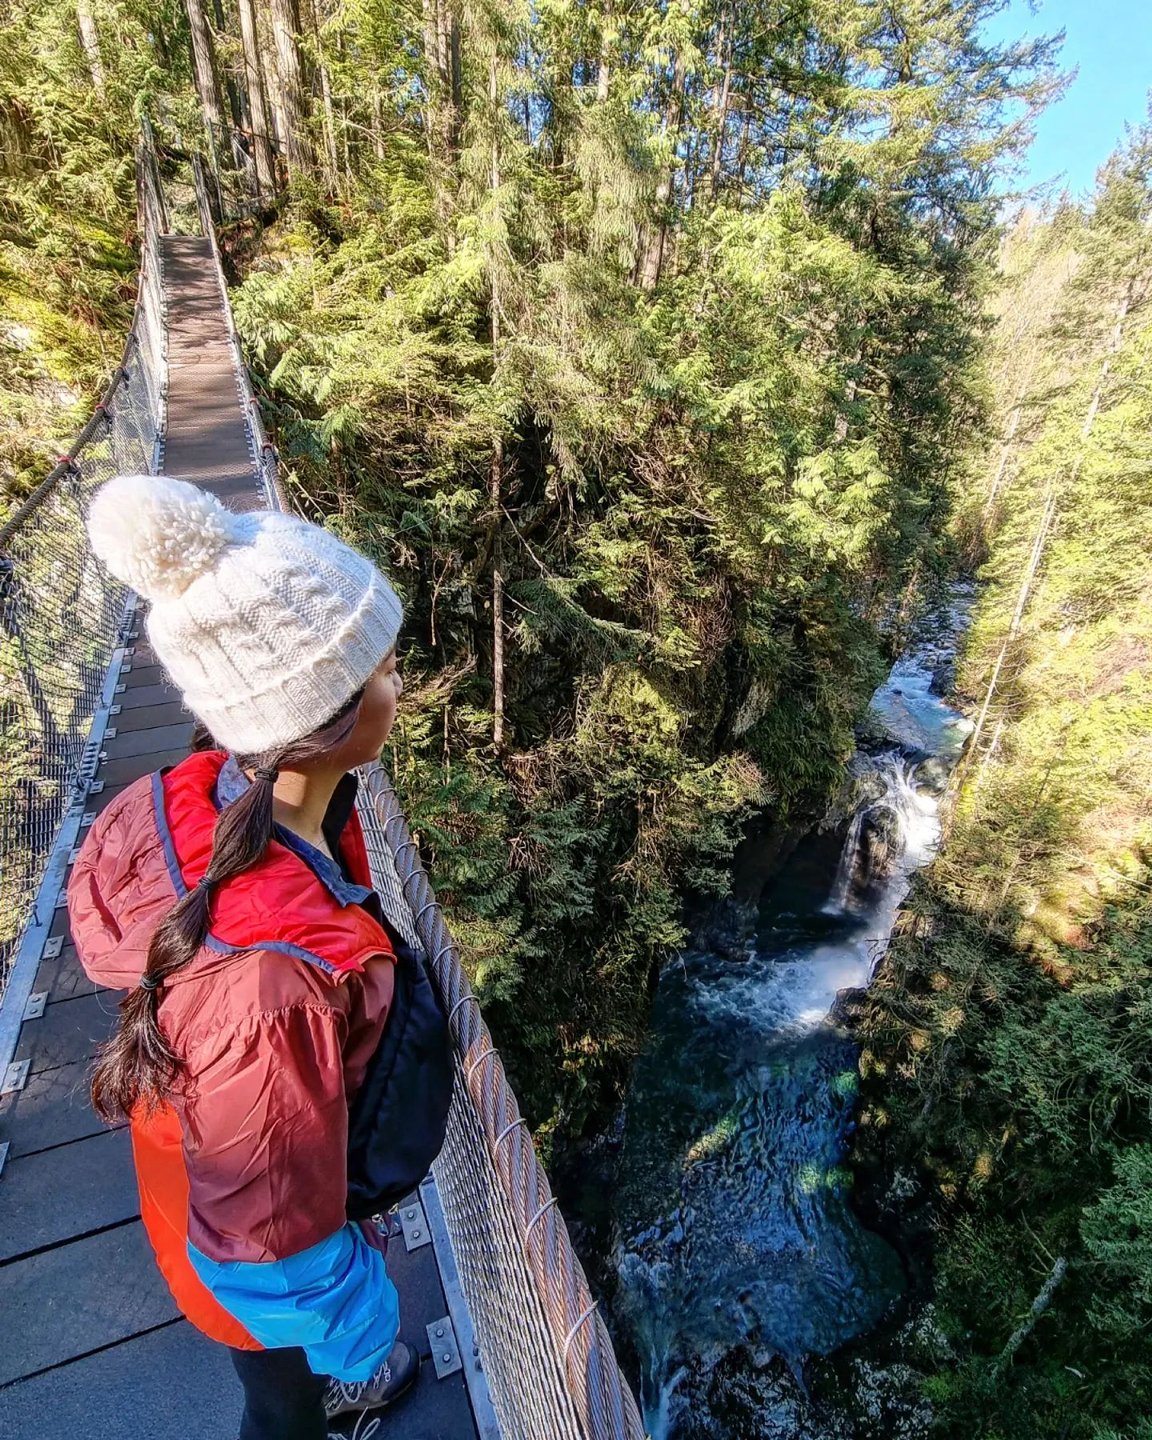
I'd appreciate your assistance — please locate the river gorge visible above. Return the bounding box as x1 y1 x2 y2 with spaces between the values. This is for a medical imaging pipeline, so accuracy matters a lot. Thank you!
611 603 974 1439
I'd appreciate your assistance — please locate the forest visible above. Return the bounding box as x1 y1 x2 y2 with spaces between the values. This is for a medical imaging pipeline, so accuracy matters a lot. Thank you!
2 1 1149 1436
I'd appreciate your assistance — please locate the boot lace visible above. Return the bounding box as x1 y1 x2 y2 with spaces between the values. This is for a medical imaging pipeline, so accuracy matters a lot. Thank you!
329 1414 383 1440
324 1357 392 1415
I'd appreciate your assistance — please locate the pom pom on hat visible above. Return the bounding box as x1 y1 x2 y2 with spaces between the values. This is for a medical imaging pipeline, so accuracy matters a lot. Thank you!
88 474 241 600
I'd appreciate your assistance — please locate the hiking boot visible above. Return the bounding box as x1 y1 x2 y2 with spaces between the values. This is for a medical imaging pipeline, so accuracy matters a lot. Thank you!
324 1340 420 1420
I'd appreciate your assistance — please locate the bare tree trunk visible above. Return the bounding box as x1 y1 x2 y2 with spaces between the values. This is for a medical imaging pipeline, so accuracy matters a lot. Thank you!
708 7 732 201
210 0 246 131
489 439 506 750
238 0 278 194
994 1257 1066 1376
76 1 106 93
262 2 288 152
423 0 462 157
638 53 685 290
982 355 1036 521
422 0 462 241
309 0 340 191
488 54 505 750
957 279 1137 798
184 0 226 133
269 0 314 176
596 0 613 102
734 106 751 194
372 90 386 161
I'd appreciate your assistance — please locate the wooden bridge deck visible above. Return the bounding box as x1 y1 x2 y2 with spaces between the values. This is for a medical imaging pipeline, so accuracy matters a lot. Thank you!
0 237 483 1440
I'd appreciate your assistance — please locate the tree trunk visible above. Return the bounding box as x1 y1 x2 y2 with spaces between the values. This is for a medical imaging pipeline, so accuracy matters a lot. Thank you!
958 279 1137 799
982 353 1036 520
422 0 462 241
994 1257 1067 1375
423 0 462 158
183 0 226 133
638 52 686 290
488 54 505 750
269 0 314 176
238 0 278 194
309 0 340 190
596 0 613 102
210 0 246 132
489 439 506 750
708 7 733 202
76 1 106 93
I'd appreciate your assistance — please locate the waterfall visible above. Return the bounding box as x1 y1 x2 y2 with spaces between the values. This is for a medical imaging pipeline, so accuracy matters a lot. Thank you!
824 808 867 915
613 603 974 1440
824 753 942 918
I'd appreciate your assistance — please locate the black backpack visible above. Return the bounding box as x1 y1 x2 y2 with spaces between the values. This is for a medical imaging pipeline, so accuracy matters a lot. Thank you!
345 921 454 1219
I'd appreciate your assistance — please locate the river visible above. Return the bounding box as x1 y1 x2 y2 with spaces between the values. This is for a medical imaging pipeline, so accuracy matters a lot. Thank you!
611 607 972 1439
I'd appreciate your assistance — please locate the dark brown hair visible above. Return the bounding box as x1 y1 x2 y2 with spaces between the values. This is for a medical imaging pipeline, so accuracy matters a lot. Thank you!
90 688 367 1123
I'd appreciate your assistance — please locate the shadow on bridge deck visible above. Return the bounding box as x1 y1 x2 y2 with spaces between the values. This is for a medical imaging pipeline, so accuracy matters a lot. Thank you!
0 236 484 1440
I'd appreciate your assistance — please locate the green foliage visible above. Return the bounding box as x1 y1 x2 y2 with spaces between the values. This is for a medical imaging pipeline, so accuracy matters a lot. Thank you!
0 1 188 507
854 121 1152 1438
213 0 1057 1142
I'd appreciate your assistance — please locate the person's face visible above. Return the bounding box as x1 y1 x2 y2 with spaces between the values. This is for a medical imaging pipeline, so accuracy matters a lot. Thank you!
328 646 403 770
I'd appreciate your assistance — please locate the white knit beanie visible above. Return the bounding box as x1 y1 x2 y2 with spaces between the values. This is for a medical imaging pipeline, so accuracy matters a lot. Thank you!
87 475 403 755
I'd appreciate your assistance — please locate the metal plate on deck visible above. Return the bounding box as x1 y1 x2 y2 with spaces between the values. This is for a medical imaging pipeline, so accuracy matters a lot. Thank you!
427 1316 463 1379
398 1195 432 1251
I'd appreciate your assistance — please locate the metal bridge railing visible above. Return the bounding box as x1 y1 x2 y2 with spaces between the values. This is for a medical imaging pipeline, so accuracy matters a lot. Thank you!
0 135 168 1009
356 772 647 1440
191 153 646 1440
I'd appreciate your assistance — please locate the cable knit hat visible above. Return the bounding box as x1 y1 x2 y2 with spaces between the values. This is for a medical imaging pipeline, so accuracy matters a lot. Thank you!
87 475 403 755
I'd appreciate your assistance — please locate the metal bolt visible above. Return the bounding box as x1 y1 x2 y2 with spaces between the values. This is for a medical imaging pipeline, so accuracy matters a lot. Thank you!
435 1326 445 1339
443 1353 452 1364
405 1208 416 1219
412 1228 422 1239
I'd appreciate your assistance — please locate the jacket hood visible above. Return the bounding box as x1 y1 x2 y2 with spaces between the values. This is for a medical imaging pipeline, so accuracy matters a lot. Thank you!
67 751 392 991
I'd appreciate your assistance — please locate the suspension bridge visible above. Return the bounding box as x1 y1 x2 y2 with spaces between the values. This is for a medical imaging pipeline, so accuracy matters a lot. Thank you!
0 137 645 1440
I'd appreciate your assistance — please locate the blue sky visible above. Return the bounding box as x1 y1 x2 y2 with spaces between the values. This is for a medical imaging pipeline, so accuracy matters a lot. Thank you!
984 0 1152 200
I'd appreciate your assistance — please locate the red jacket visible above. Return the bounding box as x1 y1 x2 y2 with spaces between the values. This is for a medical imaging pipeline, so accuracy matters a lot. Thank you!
68 751 397 1359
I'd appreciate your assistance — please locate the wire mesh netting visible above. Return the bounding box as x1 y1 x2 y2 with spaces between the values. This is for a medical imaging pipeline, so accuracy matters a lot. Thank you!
0 143 167 1004
355 767 646 1440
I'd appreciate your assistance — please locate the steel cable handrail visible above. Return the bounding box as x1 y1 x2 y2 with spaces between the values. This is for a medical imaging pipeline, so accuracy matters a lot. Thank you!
356 766 648 1440
0 135 167 549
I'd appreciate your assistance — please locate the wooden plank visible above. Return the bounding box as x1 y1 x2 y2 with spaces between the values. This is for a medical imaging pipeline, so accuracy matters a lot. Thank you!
84 780 138 817
35 944 102 1004
0 1222 178 1384
118 662 170 689
109 700 192 733
15 991 118 1075
119 662 168 685
0 1129 137 1262
0 1059 115 1156
0 1320 242 1440
103 722 194 759
114 682 178 711
96 748 188 788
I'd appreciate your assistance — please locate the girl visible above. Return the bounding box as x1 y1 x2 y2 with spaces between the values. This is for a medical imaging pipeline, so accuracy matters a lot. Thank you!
68 474 449 1440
